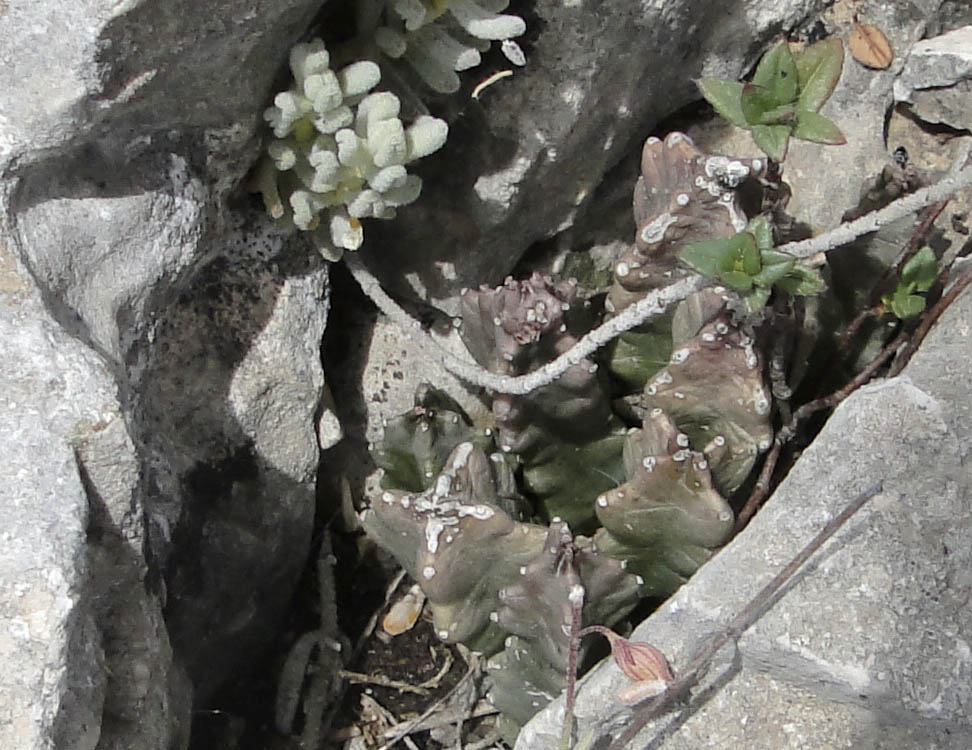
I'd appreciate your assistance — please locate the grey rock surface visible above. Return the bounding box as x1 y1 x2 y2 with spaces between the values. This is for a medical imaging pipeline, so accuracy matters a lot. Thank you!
516 285 972 749
0 236 190 750
1 0 336 744
782 0 941 232
894 25 972 132
361 0 832 313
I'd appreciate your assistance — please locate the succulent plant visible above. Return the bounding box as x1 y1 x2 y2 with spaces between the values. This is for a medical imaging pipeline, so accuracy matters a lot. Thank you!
362 441 549 653
252 38 448 261
373 384 489 492
593 408 735 596
459 273 626 531
605 132 767 390
364 129 784 739
640 309 773 495
486 521 641 736
356 0 526 93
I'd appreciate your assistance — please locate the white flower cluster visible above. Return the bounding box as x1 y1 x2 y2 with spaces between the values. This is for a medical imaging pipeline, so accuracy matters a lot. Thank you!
254 39 449 261
362 0 527 92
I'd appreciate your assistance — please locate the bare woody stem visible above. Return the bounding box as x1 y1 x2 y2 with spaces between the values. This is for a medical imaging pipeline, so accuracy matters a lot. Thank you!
345 162 972 396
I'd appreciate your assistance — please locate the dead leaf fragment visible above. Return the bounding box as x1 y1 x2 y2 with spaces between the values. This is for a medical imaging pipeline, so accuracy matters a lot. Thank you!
382 584 426 635
850 21 893 69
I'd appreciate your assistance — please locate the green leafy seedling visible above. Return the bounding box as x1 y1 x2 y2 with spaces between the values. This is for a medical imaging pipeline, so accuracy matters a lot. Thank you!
697 38 846 160
881 246 940 319
680 216 826 310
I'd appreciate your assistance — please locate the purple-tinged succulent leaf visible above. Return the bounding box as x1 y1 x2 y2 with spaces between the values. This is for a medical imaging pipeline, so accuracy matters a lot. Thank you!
642 312 773 493
362 441 548 652
607 132 766 315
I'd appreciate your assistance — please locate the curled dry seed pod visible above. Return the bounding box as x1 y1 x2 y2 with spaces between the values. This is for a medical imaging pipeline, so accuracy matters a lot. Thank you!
593 409 735 596
642 311 773 494
578 625 674 704
362 442 548 653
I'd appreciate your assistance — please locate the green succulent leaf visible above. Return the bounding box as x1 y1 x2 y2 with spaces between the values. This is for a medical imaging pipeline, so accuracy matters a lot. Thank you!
884 290 927 319
791 110 846 145
776 263 827 297
752 250 795 287
752 41 799 105
794 38 844 112
680 235 746 277
740 83 780 126
751 124 791 161
747 215 774 252
696 79 748 127
900 246 939 293
739 235 761 276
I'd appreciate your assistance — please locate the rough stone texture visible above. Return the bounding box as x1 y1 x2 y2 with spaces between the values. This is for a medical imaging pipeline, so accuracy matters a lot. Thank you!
516 285 972 749
781 0 942 232
1 0 335 745
0 237 191 750
893 25 972 132
361 0 832 313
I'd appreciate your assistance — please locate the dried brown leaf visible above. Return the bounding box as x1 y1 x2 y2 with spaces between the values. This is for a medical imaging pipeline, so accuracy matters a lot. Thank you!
850 22 893 69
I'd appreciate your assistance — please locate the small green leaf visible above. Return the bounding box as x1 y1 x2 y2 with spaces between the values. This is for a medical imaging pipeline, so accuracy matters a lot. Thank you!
716 233 756 273
680 236 740 277
776 263 826 297
697 79 747 127
885 291 927 319
900 246 939 292
752 41 799 105
747 216 774 252
740 236 761 276
791 110 846 145
756 103 797 125
751 124 791 161
752 250 794 287
795 38 844 112
721 270 754 291
740 83 779 126
743 286 772 311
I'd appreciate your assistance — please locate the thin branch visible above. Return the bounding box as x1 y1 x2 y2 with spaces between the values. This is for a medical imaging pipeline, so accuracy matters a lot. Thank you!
783 330 907 438
377 654 483 750
345 163 972 396
345 251 703 394
733 439 782 534
608 481 884 750
778 164 972 259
